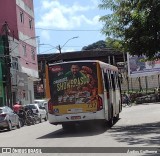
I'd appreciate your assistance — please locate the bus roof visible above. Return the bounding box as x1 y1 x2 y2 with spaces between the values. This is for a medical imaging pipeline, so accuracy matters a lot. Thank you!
48 60 118 71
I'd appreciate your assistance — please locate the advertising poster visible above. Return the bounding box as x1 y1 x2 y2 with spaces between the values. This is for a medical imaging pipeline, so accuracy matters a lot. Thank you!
48 62 99 108
127 53 160 77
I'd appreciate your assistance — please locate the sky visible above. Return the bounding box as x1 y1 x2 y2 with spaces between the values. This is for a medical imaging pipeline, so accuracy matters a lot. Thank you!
34 0 110 54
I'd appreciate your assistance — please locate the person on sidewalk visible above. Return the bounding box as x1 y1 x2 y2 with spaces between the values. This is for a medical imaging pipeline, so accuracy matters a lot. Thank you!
123 92 130 105
13 101 22 113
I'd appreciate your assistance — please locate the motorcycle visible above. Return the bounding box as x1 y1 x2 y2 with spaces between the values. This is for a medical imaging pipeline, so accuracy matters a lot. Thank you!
18 109 36 126
25 110 36 126
122 95 132 107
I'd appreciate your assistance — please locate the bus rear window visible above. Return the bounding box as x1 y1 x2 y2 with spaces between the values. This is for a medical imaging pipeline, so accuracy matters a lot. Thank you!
48 62 98 105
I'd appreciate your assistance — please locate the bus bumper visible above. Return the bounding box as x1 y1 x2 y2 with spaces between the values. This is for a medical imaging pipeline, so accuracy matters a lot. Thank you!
48 109 105 125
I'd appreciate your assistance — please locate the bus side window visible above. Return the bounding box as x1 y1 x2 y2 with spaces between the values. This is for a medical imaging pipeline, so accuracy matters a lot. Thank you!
118 73 122 89
111 73 116 91
108 70 112 89
115 72 119 89
104 72 109 92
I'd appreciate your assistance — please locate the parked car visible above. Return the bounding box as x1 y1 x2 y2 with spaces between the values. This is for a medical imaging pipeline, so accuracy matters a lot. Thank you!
34 99 48 112
0 106 21 131
25 104 47 123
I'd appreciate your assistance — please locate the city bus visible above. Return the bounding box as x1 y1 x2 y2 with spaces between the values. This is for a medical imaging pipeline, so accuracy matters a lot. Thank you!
45 60 122 129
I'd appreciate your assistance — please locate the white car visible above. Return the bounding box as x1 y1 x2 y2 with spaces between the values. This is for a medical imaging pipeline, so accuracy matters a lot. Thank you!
34 100 48 112
25 104 47 123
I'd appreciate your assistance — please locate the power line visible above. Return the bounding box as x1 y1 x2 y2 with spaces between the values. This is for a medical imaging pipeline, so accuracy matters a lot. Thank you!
0 22 102 32
3 24 101 32
35 27 101 31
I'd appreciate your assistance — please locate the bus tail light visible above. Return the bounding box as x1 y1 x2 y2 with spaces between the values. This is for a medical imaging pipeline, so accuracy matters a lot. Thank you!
48 100 53 114
97 96 103 111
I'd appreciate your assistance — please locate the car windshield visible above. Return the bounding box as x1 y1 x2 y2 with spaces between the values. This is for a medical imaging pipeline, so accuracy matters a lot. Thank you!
34 101 39 104
27 105 37 109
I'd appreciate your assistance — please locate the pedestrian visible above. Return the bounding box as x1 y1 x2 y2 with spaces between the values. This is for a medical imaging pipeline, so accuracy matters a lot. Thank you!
13 101 22 113
155 87 160 102
123 92 130 105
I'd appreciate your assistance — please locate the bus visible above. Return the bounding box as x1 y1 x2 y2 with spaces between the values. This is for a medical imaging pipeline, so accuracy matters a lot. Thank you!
45 60 122 129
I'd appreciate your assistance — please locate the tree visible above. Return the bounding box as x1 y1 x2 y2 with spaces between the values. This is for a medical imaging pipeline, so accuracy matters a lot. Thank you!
82 39 123 54
82 40 108 51
99 0 160 59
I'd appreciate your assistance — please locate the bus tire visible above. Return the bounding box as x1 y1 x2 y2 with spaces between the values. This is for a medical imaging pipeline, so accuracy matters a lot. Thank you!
116 114 119 120
108 108 113 127
113 114 119 123
108 117 113 127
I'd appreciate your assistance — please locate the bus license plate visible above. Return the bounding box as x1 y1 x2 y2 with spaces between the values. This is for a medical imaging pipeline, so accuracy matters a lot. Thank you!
71 116 81 120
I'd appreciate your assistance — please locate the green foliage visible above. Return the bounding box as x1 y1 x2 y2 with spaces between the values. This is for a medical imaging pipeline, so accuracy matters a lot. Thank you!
105 37 124 51
81 39 123 54
99 0 160 59
82 40 108 51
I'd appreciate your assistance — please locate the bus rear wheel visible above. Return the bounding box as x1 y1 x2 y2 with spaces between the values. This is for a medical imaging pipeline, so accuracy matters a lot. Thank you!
113 114 119 123
108 117 114 127
108 107 114 127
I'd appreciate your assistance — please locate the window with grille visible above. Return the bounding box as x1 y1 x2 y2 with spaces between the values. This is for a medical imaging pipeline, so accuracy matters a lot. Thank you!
29 18 32 29
31 48 35 60
20 11 24 23
23 45 27 56
12 57 18 70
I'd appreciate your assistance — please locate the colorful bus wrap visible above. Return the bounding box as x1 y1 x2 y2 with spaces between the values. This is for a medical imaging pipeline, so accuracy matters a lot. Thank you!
48 62 103 115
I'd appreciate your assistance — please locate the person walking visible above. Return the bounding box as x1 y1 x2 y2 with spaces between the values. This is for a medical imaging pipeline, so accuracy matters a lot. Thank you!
123 92 131 106
13 101 22 113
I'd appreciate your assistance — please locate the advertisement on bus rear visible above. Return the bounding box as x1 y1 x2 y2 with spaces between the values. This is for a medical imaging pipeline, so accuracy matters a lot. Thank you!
48 62 101 114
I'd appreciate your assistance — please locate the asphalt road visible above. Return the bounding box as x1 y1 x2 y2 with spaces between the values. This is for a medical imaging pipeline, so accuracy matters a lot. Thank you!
0 103 160 156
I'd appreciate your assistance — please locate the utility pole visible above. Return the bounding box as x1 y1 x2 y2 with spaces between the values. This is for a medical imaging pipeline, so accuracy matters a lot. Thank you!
58 45 61 54
2 21 12 107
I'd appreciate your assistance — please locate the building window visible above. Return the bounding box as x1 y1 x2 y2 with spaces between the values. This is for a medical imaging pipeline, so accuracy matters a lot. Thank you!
29 18 32 29
20 11 24 23
12 57 18 70
31 48 35 60
22 45 27 56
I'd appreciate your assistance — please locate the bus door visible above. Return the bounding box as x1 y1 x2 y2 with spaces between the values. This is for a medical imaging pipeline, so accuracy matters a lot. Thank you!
111 71 116 116
115 72 121 114
103 70 111 120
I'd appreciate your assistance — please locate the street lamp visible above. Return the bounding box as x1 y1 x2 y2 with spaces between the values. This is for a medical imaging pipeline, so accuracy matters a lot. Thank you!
59 36 79 53
39 36 79 54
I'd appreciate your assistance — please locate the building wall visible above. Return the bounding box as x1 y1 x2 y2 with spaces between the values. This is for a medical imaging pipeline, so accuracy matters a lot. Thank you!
0 0 38 105
0 0 18 39
26 78 34 104
0 0 38 77
16 0 38 78
121 74 159 91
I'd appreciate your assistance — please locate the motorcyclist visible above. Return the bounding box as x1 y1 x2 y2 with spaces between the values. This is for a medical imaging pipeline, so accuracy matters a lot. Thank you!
24 106 34 117
17 106 26 126
24 106 35 125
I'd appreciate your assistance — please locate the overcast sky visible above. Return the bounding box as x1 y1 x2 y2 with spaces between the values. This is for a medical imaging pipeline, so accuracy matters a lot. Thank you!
34 0 110 54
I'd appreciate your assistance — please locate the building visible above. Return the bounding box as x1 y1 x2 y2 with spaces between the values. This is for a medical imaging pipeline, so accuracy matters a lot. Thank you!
0 0 38 106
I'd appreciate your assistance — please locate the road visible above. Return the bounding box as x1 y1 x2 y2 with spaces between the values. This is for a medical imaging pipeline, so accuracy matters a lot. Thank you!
0 103 160 156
